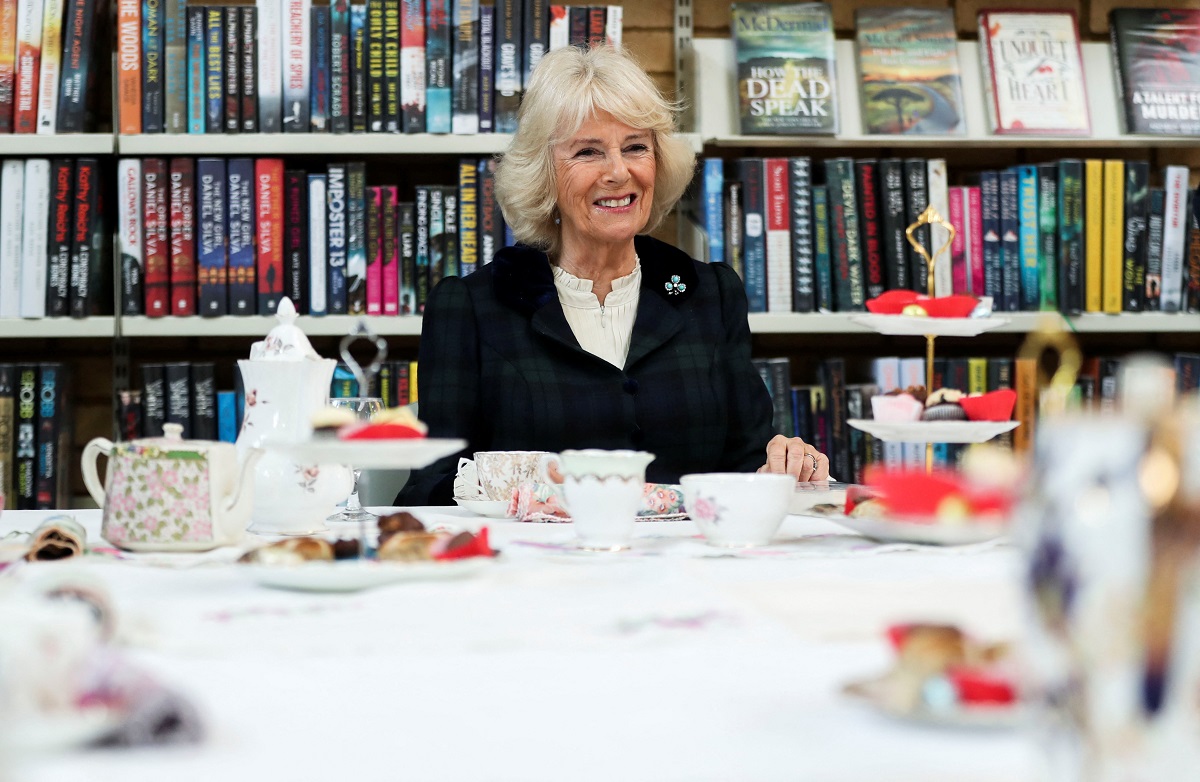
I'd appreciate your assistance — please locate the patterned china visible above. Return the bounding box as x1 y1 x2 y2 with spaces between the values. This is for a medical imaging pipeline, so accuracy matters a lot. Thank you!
540 449 656 550
472 451 551 501
681 473 794 547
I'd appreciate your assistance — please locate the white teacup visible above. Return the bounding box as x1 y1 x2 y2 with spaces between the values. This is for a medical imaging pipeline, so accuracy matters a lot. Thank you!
540 449 655 550
473 451 552 501
681 473 795 547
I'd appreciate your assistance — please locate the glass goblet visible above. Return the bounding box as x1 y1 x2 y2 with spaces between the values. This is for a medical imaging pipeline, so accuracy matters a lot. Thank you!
325 396 384 527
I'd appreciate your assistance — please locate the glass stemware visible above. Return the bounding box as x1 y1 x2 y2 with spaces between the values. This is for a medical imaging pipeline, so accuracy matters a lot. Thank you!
326 396 385 529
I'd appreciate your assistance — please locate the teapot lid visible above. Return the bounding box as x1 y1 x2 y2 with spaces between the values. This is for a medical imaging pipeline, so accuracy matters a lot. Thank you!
248 298 322 362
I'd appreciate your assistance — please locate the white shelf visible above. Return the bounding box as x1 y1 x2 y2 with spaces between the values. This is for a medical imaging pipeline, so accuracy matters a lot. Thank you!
0 134 114 154
0 317 115 338
118 132 705 156
691 38 1198 148
746 311 1200 335
119 314 424 338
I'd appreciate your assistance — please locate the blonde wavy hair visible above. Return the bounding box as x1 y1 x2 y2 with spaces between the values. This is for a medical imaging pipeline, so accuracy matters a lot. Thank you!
494 45 696 256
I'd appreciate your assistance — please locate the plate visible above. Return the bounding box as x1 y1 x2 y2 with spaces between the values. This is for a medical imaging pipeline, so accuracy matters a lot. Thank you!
843 679 1023 729
847 419 1019 444
245 557 489 592
849 314 1010 337
263 437 466 469
454 497 513 519
825 512 1007 546
789 481 849 516
7 707 121 755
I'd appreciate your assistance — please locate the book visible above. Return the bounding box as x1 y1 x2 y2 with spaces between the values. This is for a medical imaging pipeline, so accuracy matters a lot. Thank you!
426 0 450 132
34 0 63 134
1057 159 1084 315
811 184 832 312
346 161 367 313
0 364 13 509
853 158 884 300
1102 159 1124 314
284 169 307 311
855 7 963 136
163 0 185 131
33 362 65 509
1036 162 1058 311
117 158 143 315
1016 164 1039 311
1084 158 1103 312
701 157 724 264
725 181 743 281
15 365 36 509
282 0 312 132
329 0 348 133
1161 165 1190 312
0 160 22 318
227 157 256 314
732 2 837 135
366 186 382 313
398 197 415 313
240 5 257 132
143 157 169 316
451 0 478 134
737 157 766 313
1145 187 1165 311
820 357 848 482
903 158 930 293
788 156 813 311
967 186 983 296
186 4 204 132
204 7 223 132
520 0 544 91
310 4 329 131
366 0 383 129
457 159 478 276
18 158 48 318
381 0 398 130
256 158 285 314
400 0 425 132
223 6 240 132
1111 9 1200 136
217 390 236 442
1121 160 1149 312
979 169 1001 303
55 0 96 132
948 186 966 294
414 185 429 309
927 158 950 297
164 361 191 437
350 3 366 132
45 158 71 316
383 186 401 314
168 157 196 315
442 185 458 278
0 0 17 132
998 167 1020 312
307 173 327 315
257 0 282 132
69 158 105 318
197 157 228 316
825 157 865 311
190 363 216 440
877 158 908 291
493 0 520 132
478 3 492 132
326 163 348 313
763 157 791 313
116 0 140 133
978 10 1090 135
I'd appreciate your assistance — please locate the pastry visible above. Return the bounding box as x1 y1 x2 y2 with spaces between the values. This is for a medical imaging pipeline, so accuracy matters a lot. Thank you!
310 406 357 438
377 511 426 547
240 537 334 565
376 532 439 562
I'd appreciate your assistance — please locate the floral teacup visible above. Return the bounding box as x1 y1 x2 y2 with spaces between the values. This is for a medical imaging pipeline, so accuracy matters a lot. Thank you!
681 473 794 547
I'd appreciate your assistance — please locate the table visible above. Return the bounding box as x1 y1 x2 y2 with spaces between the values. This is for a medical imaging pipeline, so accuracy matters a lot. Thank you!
4 508 1038 782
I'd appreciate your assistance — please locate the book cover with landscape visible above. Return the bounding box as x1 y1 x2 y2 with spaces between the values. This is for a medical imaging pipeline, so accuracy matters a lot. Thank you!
856 8 964 136
731 3 837 135
978 10 1090 135
1111 8 1200 136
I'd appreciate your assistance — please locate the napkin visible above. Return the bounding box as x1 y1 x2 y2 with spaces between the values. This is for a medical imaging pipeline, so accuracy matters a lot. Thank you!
453 458 489 501
508 482 687 523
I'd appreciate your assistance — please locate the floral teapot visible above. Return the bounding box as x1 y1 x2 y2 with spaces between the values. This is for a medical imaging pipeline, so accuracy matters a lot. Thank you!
82 423 261 551
236 299 353 535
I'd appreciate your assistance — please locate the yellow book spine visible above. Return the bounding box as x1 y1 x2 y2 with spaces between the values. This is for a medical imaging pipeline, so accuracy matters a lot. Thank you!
1084 159 1104 312
408 360 418 404
1102 159 1125 314
967 358 988 395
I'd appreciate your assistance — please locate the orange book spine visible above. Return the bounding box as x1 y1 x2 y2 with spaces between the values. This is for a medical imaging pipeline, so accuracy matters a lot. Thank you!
116 0 141 134
12 0 41 132
0 0 16 132
1013 357 1037 453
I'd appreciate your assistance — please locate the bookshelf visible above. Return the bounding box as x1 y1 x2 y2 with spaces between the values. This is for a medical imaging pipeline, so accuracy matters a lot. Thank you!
0 317 116 338
118 314 423 338
2 134 115 155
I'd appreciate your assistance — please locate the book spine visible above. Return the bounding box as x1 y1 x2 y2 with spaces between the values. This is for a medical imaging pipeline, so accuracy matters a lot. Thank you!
307 173 327 314
1187 191 1200 313
966 186 983 296
223 6 240 132
0 160 22 318
736 157 766 313
0 0 16 132
190 362 216 440
788 156 813 311
284 169 307 310
140 363 165 436
766 358 793 437
54 0 94 132
163 0 185 131
1013 357 1037 453
240 5 257 131
1084 159 1103 312
68 157 99 317
854 158 884 300
605 3 619 46
309 5 329 131
1035 163 1058 311
329 0 348 133
903 158 929 293
34 0 62 134
927 158 950 296
226 157 255 314
414 184 429 309
1145 187 1165 312
282 0 311 132
1122 160 1149 313
548 3 566 49
386 189 403 313
381 0 398 131
724 181 742 280
811 184 832 312
18 158 47 318
1057 159 1084 315
164 362 191 437
948 186 966 294
587 5 604 45
701 157 724 264
366 185 382 314
979 170 1001 303
450 0 478 134
15 364 36 508
478 3 492 132
826 157 865 311
33 361 61 509
45 157 71 316
255 158 285 314
346 161 366 313
117 159 143 315
521 0 544 90
457 159 477 276
442 184 457 279
1161 165 1189 312
197 157 228 316
204 7 223 132
425 0 450 132
216 390 236 442
350 3 367 132
0 364 13 509
326 163 347 313
257 0 282 132
493 0 519 133
143 0 164 131
763 157 790 313
1101 159 1125 314
820 358 848 485
998 167 1020 312
877 158 907 291
478 157 499 265
116 0 141 133
168 156 196 315
366 0 383 129
143 157 170 316
1016 164 1039 311
186 4 205 132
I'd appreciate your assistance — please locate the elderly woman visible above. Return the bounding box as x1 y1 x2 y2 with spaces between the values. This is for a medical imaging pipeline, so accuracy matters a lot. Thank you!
398 45 829 505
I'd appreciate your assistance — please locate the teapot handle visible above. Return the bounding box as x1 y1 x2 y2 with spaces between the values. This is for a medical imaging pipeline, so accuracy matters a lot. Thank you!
81 438 114 507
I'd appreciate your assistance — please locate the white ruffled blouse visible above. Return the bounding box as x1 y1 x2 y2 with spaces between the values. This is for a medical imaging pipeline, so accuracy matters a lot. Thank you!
551 261 642 370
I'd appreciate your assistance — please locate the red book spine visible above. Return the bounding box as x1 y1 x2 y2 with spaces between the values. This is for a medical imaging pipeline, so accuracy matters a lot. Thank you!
0 0 15 133
143 158 170 317
13 0 41 133
255 157 285 314
169 157 196 316
366 185 382 315
968 185 984 297
949 186 966 295
381 185 398 315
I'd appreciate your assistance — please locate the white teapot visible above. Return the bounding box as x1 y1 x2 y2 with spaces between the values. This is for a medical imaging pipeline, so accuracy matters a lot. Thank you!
82 423 261 551
236 299 352 535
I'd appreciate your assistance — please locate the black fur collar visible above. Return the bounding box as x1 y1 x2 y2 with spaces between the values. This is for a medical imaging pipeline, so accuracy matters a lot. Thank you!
492 235 698 317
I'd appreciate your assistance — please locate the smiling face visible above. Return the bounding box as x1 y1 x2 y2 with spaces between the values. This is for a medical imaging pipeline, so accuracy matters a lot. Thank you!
552 112 656 256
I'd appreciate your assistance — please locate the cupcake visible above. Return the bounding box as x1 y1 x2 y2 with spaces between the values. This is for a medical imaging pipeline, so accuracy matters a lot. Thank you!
922 388 968 422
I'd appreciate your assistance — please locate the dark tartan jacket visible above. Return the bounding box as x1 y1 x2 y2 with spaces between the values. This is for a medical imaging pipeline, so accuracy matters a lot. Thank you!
396 234 774 506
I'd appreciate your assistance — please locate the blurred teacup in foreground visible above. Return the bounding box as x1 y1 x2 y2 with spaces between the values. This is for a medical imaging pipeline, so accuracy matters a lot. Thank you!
681 473 795 547
473 451 552 501
541 450 655 550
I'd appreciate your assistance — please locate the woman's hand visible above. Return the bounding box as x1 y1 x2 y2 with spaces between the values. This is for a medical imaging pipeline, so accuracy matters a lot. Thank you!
757 435 831 481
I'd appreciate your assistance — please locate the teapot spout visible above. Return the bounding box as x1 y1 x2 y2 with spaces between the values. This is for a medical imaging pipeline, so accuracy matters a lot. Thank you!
224 448 265 518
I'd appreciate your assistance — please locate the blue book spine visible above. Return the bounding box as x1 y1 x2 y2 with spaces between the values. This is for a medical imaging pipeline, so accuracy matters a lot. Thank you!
217 391 238 442
812 185 833 312
737 158 766 312
227 158 257 314
310 5 331 131
205 8 224 132
503 223 514 248
980 170 1001 303
349 4 367 132
702 158 724 264
326 164 348 313
999 167 1021 312
197 158 228 316
1016 164 1040 311
142 0 165 132
187 6 206 133
425 0 451 132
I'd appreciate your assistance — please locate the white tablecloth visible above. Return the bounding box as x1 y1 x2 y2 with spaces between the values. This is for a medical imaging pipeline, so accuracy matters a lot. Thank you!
4 508 1038 782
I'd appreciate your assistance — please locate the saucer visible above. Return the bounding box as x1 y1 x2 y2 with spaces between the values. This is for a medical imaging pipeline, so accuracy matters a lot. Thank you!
454 497 512 519
245 558 490 592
